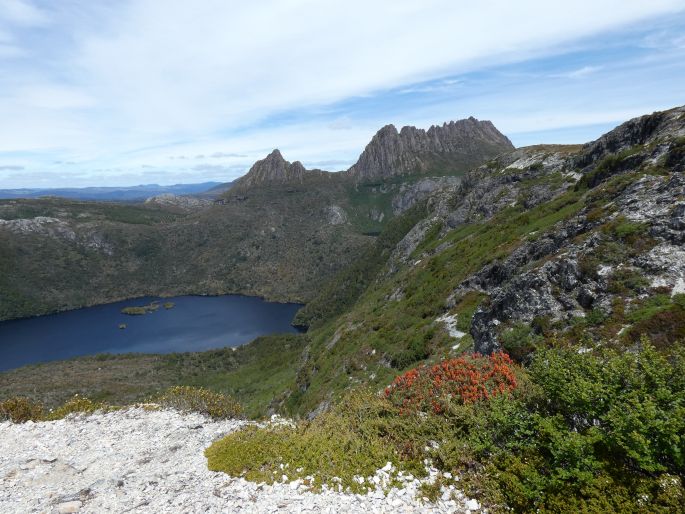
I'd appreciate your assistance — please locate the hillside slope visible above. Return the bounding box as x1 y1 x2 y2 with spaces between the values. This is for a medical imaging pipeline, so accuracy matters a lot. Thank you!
282 106 685 415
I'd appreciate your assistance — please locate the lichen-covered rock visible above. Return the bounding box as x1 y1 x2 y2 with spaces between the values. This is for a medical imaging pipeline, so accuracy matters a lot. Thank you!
323 205 348 225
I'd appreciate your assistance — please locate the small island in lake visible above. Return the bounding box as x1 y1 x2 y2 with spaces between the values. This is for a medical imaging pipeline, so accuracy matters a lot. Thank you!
120 300 175 316
121 301 161 316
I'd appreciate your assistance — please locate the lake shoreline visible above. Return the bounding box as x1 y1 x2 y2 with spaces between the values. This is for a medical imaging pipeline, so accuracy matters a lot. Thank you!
0 294 304 372
0 289 305 323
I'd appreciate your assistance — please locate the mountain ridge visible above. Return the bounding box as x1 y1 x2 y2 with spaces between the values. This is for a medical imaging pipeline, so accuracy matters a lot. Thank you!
232 117 513 191
347 116 514 181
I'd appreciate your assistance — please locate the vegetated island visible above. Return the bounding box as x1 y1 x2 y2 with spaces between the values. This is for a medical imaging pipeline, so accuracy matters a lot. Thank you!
120 300 174 316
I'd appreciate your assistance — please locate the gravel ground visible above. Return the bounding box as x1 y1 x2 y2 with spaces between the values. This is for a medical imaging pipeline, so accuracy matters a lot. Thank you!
0 408 481 513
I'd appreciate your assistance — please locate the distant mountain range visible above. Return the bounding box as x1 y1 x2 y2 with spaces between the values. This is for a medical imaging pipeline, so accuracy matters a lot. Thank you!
0 182 229 202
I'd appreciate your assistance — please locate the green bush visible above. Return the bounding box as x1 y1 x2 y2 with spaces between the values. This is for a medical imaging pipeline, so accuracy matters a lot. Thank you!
608 267 649 295
206 390 431 493
608 217 648 243
157 386 242 419
46 394 105 420
0 397 44 423
0 395 110 423
575 148 640 190
500 323 541 363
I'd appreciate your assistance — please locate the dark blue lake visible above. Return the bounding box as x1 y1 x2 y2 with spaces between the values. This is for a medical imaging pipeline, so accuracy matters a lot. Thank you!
0 295 302 372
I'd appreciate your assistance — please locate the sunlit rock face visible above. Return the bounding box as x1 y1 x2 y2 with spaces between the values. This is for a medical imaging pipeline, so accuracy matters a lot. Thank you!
347 117 514 181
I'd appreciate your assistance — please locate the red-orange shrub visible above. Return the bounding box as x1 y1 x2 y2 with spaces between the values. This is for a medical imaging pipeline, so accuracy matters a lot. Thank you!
384 352 518 414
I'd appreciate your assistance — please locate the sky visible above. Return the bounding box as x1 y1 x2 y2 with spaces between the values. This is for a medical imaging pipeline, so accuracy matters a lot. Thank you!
1 0 684 188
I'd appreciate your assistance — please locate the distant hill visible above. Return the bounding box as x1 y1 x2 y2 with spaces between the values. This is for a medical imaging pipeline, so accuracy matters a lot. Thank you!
0 182 224 202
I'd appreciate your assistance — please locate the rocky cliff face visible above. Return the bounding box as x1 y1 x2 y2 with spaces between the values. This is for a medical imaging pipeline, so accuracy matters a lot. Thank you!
233 118 513 190
347 118 514 182
233 149 326 191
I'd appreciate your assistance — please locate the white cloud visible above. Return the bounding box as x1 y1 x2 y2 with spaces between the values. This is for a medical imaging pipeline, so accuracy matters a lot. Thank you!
71 0 680 136
0 43 23 57
553 65 603 79
208 152 246 159
0 0 48 26
1 0 684 186
18 85 96 110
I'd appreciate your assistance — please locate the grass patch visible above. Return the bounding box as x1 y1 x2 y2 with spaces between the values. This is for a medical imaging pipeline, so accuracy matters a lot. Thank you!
625 294 685 350
0 394 108 423
206 390 429 493
575 146 643 190
0 334 307 418
452 291 487 333
156 386 241 419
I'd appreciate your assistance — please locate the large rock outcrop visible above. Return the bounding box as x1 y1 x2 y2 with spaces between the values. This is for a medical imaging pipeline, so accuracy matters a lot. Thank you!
233 149 326 191
347 118 514 182
574 105 685 171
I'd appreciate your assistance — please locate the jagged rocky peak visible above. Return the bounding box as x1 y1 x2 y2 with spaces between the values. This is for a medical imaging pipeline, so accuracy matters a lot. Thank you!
347 117 514 181
233 149 312 190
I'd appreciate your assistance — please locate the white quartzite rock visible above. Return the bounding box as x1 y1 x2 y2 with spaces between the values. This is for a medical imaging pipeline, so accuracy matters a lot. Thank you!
0 408 481 513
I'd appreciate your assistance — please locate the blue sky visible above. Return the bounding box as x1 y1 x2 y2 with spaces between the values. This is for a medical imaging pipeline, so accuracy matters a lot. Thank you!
1 0 684 188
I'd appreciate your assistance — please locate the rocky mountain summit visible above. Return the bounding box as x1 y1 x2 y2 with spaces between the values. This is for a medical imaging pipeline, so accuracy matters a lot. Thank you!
233 150 329 191
347 117 514 181
232 117 513 192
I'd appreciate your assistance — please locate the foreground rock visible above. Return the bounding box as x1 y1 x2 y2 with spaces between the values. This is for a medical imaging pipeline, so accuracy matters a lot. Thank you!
0 409 478 513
